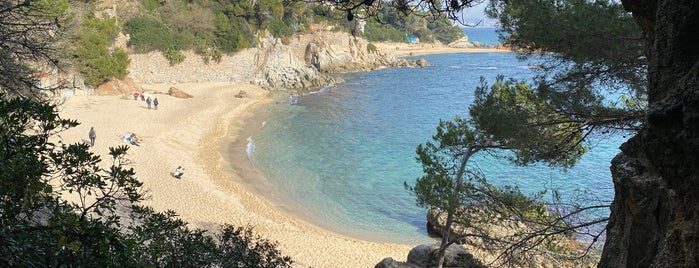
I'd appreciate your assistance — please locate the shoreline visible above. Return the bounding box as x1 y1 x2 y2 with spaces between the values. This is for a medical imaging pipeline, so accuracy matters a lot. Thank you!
374 42 512 57
54 45 515 266
222 92 432 245
57 82 414 267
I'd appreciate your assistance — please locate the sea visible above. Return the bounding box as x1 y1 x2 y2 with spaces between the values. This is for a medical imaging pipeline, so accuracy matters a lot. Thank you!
241 28 624 244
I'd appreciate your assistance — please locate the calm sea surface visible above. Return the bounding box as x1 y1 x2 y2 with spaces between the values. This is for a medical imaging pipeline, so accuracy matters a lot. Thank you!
462 27 502 45
243 51 623 243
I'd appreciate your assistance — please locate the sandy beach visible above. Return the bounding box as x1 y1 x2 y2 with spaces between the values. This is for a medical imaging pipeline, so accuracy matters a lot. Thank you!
374 42 511 57
52 39 513 266
56 81 415 267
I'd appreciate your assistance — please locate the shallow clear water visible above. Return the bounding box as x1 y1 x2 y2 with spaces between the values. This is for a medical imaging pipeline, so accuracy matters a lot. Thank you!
245 52 622 244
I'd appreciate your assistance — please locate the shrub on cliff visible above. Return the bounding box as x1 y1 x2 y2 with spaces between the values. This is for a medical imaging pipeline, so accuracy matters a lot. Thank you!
214 13 254 52
124 15 183 53
74 17 130 87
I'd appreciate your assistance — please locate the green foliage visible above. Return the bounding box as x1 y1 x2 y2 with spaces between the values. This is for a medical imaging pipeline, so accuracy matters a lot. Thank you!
269 18 295 37
128 206 218 267
407 115 588 266
140 0 163 11
0 0 69 97
0 94 294 267
367 42 377 53
364 20 407 42
2 3 295 266
214 13 253 52
217 225 293 267
124 15 182 53
0 94 141 267
73 17 130 87
470 77 587 168
22 0 69 19
164 49 186 66
359 6 463 44
486 0 646 131
427 17 463 44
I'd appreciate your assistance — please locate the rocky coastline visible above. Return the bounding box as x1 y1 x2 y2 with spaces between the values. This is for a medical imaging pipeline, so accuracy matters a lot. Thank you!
122 31 427 95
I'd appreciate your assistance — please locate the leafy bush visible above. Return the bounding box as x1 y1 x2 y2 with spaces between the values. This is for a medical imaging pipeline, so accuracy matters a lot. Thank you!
140 0 163 11
268 18 294 37
364 21 407 42
124 15 182 53
0 96 294 267
74 17 130 87
367 42 377 53
163 49 185 66
214 13 253 52
217 225 293 268
427 17 464 44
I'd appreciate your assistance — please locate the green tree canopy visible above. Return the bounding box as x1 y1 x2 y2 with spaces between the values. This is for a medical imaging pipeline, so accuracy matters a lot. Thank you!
486 0 647 132
74 17 130 87
0 0 70 98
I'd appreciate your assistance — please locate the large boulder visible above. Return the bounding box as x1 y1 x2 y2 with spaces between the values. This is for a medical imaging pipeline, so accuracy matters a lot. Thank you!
405 243 485 268
168 86 193 98
375 243 484 268
94 77 142 96
374 257 419 268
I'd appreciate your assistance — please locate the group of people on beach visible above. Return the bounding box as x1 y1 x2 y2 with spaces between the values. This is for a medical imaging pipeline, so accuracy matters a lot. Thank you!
87 126 185 179
133 91 159 110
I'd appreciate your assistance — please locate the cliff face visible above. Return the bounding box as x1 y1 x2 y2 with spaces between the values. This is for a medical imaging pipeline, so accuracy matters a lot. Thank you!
127 31 418 93
252 31 418 92
599 1 699 267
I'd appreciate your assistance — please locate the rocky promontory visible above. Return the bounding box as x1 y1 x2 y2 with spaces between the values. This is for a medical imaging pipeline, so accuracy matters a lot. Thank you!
126 31 426 93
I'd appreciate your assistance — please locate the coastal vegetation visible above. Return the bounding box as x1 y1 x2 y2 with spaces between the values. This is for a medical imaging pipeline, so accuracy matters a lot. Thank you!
391 0 647 266
117 0 463 65
1 1 293 266
3 0 697 267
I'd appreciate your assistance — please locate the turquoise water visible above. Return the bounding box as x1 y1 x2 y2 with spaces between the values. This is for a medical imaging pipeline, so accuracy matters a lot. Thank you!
245 52 623 244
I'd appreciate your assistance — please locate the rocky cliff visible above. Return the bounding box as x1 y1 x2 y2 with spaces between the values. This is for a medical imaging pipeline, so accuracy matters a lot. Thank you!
126 31 423 93
598 1 699 267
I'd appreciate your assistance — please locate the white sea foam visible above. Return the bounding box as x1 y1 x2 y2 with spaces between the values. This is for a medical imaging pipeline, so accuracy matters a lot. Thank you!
246 136 255 158
485 66 498 70
307 84 334 95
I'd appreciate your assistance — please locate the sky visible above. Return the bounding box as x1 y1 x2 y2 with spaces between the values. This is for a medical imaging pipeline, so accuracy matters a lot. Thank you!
460 1 495 27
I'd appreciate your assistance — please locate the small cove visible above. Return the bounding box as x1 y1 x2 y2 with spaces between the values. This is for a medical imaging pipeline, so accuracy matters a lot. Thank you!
230 51 623 244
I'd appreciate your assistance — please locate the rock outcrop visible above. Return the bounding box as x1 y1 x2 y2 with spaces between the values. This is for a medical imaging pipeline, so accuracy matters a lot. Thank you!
251 33 336 91
426 207 598 267
168 86 192 98
94 77 142 96
126 31 426 93
598 1 699 267
251 31 429 91
375 243 484 268
447 37 492 49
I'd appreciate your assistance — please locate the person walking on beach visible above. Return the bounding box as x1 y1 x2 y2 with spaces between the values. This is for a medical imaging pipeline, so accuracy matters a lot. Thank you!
140 92 145 101
153 97 159 110
133 91 139 100
146 96 152 110
88 127 96 146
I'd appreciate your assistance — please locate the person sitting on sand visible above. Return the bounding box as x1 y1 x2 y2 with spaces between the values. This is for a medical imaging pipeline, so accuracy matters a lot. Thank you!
129 133 140 146
173 166 185 179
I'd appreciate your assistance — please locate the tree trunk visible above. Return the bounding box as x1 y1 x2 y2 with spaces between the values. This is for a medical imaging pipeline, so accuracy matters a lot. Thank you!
437 211 453 268
437 150 473 268
600 1 699 267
